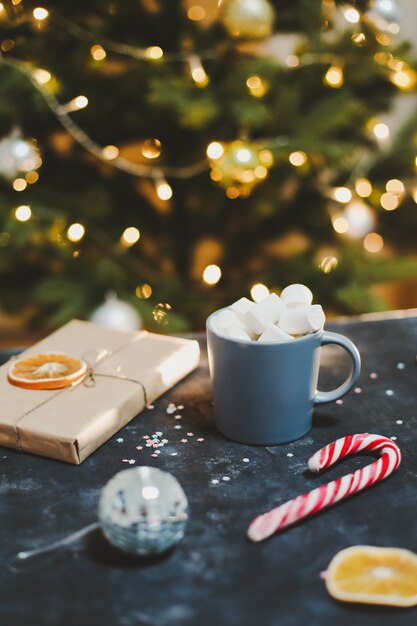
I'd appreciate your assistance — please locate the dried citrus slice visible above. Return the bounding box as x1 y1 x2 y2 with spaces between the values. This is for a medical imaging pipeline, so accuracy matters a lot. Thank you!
325 545 417 607
8 352 87 390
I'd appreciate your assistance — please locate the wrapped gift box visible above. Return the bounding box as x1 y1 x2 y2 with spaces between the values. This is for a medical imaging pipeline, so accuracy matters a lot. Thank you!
0 320 200 464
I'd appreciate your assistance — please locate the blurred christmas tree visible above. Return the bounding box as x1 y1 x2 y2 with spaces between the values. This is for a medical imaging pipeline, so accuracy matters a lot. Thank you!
0 0 417 332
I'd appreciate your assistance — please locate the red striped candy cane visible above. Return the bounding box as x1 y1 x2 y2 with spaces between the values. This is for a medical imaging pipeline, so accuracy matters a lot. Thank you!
248 433 401 542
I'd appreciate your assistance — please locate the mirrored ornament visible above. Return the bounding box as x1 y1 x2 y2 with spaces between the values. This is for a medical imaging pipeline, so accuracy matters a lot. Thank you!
98 467 188 555
218 0 275 39
0 128 42 180
90 291 142 331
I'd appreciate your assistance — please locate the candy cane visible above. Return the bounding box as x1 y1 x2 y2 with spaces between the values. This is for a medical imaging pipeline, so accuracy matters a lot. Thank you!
248 433 401 542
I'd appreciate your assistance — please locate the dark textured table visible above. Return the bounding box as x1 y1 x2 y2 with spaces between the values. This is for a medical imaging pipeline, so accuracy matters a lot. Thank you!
1 314 417 626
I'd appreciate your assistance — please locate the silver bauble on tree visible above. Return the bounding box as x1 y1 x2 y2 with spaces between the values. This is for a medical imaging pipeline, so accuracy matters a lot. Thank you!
90 291 142 331
218 0 275 39
0 128 42 180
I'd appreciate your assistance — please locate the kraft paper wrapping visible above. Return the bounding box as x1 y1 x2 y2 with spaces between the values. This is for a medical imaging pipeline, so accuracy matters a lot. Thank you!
0 320 200 464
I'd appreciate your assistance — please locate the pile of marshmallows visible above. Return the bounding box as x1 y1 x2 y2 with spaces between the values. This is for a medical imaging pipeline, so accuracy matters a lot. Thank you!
211 284 325 343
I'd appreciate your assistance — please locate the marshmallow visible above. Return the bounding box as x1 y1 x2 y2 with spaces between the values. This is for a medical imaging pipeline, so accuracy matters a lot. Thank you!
244 293 285 335
229 297 254 321
258 324 294 343
306 304 326 331
280 284 313 308
223 325 252 341
211 309 242 334
278 304 325 335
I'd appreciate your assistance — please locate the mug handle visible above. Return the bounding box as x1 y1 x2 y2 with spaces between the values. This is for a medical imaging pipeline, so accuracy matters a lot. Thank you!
314 331 361 405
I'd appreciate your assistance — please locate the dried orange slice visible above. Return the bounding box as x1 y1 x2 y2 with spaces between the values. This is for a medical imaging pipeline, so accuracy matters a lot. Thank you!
8 352 87 390
325 545 417 607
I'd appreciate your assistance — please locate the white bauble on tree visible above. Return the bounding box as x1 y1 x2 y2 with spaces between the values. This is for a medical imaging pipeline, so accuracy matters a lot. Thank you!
371 0 402 23
90 291 142 331
0 128 42 180
218 0 275 39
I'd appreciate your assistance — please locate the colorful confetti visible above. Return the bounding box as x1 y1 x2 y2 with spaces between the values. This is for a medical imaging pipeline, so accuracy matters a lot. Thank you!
177 405 184 410
386 389 394 396
336 399 344 405
151 453 158 458
287 453 294 458
197 438 205 442
370 372 378 379
222 476 230 482
146 404 155 410
166 403 177 415
175 415 182 420
136 446 143 451
391 436 397 441
174 425 182 430
187 432 194 437
354 387 362 394
396 420 403 425
122 459 135 464
397 363 405 370
242 458 250 463
180 438 188 443
211 479 219 485
116 437 124 443
171 452 178 457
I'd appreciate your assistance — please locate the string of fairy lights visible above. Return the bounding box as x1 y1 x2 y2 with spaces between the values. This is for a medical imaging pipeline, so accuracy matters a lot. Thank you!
0 0 417 305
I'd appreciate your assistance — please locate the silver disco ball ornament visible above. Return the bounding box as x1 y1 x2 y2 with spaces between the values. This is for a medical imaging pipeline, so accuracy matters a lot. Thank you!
98 467 189 555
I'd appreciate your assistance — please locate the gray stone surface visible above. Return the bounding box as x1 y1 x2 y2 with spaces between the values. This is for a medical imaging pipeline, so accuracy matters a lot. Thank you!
1 316 417 625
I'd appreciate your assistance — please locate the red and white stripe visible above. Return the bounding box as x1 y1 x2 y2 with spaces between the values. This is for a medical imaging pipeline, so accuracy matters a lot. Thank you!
247 433 401 542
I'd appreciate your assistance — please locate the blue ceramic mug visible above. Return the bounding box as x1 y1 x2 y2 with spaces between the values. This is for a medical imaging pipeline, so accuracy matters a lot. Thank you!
206 310 361 445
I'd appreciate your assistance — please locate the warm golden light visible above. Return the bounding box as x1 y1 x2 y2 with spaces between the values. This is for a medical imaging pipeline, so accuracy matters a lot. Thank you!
363 232 384 253
135 283 152 299
319 256 338 273
156 180 173 201
332 215 349 234
102 145 119 160
1 39 15 52
289 151 307 167
373 122 390 140
14 205 31 222
207 142 224 160
121 226 140 246
251 283 269 302
12 178 27 192
236 148 251 163
355 178 372 198
254 165 268 179
33 68 52 84
33 7 49 20
285 55 300 68
380 192 398 211
91 45 107 61
246 75 267 97
26 171 39 184
324 66 344 88
203 264 222 285
351 32 366 46
412 188 417 204
142 138 162 159
189 56 209 86
67 223 85 242
343 6 360 23
145 46 163 60
334 187 352 203
74 95 88 109
0 4 5 15
386 179 405 195
391 70 415 90
187 5 206 21
226 186 240 199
